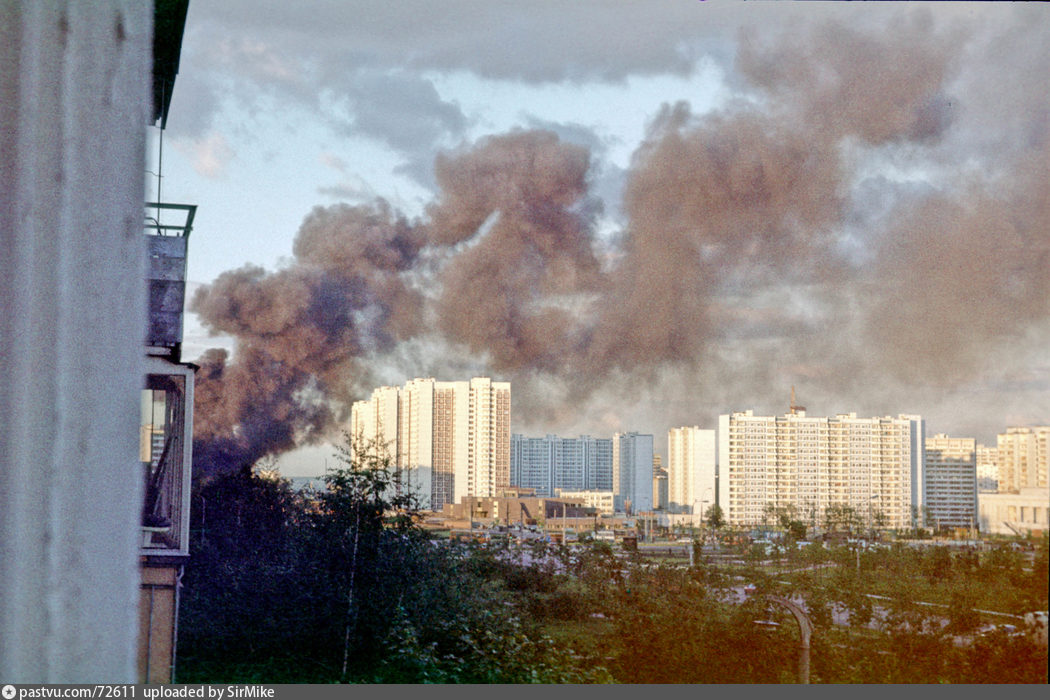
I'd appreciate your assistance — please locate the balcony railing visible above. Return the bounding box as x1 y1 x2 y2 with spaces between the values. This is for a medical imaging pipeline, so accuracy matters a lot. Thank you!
145 202 196 361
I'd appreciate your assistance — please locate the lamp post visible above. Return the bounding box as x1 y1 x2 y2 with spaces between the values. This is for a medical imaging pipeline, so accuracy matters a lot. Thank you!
868 493 879 540
766 595 814 684
699 487 713 530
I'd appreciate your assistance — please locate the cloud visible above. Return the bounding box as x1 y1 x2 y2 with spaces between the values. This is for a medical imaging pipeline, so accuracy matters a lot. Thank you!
339 70 469 154
175 131 235 178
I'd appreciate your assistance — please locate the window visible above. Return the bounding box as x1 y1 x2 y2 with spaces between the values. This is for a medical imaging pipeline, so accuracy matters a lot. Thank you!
140 371 190 552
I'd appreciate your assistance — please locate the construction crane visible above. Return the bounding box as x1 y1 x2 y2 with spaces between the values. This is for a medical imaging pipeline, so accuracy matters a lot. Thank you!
789 386 806 415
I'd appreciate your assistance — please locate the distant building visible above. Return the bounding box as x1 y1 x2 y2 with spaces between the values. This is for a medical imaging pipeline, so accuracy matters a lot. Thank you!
976 443 999 493
614 432 654 513
350 377 511 509
924 434 977 529
717 410 924 529
978 488 1050 536
510 433 613 497
557 489 615 515
667 426 716 514
652 458 668 511
443 494 589 525
996 426 1049 492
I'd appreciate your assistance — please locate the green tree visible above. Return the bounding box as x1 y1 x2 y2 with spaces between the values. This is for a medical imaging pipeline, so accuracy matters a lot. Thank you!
824 503 859 534
313 435 420 680
705 503 725 530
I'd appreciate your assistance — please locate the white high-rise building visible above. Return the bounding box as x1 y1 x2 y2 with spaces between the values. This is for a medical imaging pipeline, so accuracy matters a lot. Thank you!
349 385 400 457
996 426 1049 492
924 434 977 529
667 426 716 514
976 444 999 493
465 377 512 499
717 410 924 529
350 377 511 509
613 432 654 513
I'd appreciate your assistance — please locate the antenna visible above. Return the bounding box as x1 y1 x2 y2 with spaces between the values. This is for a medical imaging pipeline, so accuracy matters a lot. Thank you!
789 386 806 415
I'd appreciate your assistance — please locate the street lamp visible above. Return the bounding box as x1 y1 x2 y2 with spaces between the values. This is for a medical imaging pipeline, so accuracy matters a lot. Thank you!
699 487 713 531
766 595 814 684
868 493 879 539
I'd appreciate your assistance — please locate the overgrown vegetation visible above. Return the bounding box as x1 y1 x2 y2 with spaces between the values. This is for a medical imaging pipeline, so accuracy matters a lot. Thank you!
178 437 1048 683
178 437 610 683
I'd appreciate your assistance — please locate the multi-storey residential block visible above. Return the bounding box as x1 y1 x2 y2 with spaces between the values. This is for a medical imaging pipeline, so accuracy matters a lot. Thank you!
613 432 654 513
350 385 400 454
976 443 999 493
350 377 510 509
924 434 977 529
667 426 716 514
510 434 613 497
652 457 669 511
717 410 924 530
996 426 1049 492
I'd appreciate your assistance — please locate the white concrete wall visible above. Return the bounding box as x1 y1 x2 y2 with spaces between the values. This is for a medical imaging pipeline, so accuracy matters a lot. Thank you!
0 0 152 682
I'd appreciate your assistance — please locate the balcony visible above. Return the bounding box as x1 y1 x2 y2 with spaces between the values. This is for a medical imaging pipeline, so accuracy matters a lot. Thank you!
140 201 196 557
145 202 196 362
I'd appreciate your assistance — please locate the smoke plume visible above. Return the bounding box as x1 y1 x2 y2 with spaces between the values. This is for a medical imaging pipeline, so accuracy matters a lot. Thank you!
190 13 1049 472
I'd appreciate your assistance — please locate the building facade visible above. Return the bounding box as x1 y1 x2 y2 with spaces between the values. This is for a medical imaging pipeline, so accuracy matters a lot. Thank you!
652 458 669 511
613 432 654 513
717 410 924 529
350 377 510 509
996 426 1049 492
924 434 977 529
978 488 1050 536
667 426 716 514
556 490 616 515
510 433 613 497
976 443 999 493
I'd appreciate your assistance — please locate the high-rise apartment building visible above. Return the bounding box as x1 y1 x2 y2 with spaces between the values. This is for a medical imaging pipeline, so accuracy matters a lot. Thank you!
510 434 613 497
667 426 716 514
976 444 999 493
717 410 924 529
996 426 1049 492
466 378 512 498
924 434 977 529
350 377 510 509
652 457 669 511
613 432 654 513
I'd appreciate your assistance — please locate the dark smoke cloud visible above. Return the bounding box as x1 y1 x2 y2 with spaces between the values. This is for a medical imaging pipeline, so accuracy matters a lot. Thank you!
425 130 603 372
191 13 1049 471
737 13 960 146
190 201 426 472
862 140 1050 385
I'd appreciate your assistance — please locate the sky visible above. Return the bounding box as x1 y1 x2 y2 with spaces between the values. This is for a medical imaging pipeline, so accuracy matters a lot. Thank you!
153 1 1050 477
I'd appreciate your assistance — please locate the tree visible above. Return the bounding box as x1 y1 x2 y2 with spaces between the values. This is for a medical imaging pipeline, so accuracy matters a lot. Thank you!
824 503 859 534
705 503 725 530
872 508 888 530
312 433 444 681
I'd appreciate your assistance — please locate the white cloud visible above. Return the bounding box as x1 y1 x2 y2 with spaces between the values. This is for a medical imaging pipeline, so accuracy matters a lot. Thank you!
178 131 235 179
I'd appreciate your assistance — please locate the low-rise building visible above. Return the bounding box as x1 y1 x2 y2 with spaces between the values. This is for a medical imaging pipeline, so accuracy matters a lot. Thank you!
441 494 589 526
557 490 615 515
977 487 1049 536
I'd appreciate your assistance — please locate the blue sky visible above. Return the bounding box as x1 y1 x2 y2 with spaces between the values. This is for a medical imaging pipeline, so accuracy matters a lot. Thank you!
156 1 1049 475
